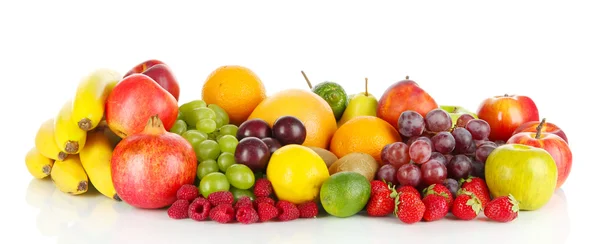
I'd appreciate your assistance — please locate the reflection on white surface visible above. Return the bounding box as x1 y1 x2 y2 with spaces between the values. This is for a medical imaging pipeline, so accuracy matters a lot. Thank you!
26 178 571 244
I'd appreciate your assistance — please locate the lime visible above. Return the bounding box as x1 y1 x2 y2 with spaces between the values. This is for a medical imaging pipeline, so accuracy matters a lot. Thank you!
319 171 371 218
312 81 348 120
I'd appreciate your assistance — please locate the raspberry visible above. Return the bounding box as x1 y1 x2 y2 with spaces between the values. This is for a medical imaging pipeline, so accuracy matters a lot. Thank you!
253 196 275 209
176 184 199 202
167 199 190 219
188 197 211 221
253 178 273 197
209 204 235 224
276 200 300 221
208 191 234 207
236 206 259 224
297 201 319 218
257 202 279 222
234 196 253 210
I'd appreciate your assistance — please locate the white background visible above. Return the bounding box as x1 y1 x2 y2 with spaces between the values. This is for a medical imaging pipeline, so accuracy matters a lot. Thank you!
1 0 598 243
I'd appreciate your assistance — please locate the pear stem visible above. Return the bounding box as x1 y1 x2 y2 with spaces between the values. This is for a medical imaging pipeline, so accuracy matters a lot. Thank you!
365 77 369 96
301 71 312 89
535 118 546 139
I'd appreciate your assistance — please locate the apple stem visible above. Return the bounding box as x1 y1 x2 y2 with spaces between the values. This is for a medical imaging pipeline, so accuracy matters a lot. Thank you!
406 75 410 80
535 118 546 139
301 70 312 89
365 77 369 96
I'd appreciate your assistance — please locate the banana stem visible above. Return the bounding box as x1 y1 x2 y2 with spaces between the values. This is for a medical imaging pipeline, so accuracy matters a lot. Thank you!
365 77 369 96
301 71 312 89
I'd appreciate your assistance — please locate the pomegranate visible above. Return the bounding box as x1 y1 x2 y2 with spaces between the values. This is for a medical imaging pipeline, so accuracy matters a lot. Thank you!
111 115 197 209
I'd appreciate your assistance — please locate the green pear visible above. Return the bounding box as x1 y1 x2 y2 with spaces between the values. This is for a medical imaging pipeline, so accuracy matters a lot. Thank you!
440 105 478 127
337 78 378 127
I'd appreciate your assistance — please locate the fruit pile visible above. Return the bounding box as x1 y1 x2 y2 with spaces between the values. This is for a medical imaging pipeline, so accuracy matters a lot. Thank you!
24 59 574 225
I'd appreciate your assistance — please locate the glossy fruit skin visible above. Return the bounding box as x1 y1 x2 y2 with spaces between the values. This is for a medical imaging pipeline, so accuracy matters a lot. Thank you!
512 120 568 144
377 78 438 130
507 131 572 189
475 94 539 142
111 116 197 209
124 60 180 101
234 137 271 172
312 81 348 120
272 116 307 145
106 74 178 138
237 119 272 140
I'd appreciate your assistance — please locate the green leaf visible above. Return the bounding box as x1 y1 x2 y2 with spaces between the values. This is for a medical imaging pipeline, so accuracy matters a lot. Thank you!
508 194 520 212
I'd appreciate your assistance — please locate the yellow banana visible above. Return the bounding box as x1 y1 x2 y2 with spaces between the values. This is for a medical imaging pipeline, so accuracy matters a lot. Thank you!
25 147 54 179
50 155 89 195
54 100 87 154
72 69 121 131
79 130 120 201
35 118 67 161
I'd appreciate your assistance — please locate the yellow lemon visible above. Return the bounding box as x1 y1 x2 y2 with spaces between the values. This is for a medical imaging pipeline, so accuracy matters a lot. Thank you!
266 144 330 204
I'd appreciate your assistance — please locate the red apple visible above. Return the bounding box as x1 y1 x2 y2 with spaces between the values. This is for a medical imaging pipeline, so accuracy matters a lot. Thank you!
476 94 539 142
507 119 572 189
124 59 180 101
112 115 197 209
377 76 439 129
513 119 568 144
106 73 178 138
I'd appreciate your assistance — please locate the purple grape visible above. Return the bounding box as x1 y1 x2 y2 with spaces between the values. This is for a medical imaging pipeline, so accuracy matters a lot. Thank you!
475 144 496 163
444 154 454 164
377 164 399 186
431 131 455 154
425 109 452 132
261 137 282 155
447 154 472 180
451 127 472 153
381 142 410 168
465 119 491 140
272 116 306 145
475 140 496 148
234 137 271 172
471 160 485 179
409 137 432 164
421 160 447 185
429 152 448 166
456 114 475 128
398 110 425 137
443 178 460 198
396 164 422 187
237 119 271 140
494 140 506 146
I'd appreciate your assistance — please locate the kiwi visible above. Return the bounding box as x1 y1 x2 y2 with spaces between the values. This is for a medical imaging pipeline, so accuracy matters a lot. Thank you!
309 147 339 167
328 152 379 181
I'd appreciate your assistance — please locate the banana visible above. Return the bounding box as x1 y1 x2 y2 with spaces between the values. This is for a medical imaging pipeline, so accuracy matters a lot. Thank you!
35 118 67 161
50 154 89 195
72 69 121 131
54 100 87 154
25 147 54 179
79 130 120 201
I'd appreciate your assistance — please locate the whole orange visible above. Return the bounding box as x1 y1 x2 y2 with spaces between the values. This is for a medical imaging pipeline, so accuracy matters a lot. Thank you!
202 65 267 125
248 89 337 149
330 116 401 165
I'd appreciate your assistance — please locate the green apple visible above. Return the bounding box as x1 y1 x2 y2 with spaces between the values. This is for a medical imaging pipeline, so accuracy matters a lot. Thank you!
337 79 378 127
440 105 478 127
485 144 557 211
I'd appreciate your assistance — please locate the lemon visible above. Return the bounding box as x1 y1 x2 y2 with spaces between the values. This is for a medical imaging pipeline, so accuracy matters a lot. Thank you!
266 144 330 204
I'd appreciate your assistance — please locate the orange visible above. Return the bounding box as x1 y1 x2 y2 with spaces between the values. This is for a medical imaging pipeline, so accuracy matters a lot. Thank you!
248 89 337 149
202 65 267 125
330 116 401 165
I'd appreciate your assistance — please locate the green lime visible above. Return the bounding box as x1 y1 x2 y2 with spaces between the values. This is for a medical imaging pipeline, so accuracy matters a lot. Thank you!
319 171 371 218
312 81 348 120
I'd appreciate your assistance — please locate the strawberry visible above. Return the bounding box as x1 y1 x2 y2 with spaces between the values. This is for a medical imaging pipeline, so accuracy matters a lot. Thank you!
451 191 482 220
395 192 425 224
397 185 421 199
422 183 453 207
484 194 519 222
370 180 391 196
422 194 449 222
460 177 490 207
367 190 398 217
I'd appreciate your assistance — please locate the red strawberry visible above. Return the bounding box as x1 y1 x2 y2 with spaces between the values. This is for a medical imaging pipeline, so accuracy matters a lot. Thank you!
484 194 519 222
451 191 482 220
422 183 453 207
367 190 397 217
370 180 390 196
395 192 425 224
397 185 421 199
422 194 449 222
460 177 490 207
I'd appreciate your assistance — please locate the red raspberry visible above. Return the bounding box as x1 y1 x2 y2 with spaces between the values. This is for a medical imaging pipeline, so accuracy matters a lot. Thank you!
297 201 319 218
253 178 273 197
209 204 235 224
167 199 190 219
234 196 253 210
236 206 259 224
397 185 421 199
176 184 199 202
253 196 275 209
276 200 300 221
208 191 234 207
257 202 279 222
188 197 211 221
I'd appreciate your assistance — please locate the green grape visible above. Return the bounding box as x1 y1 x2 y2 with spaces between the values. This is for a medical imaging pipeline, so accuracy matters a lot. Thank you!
170 120 187 135
208 104 230 125
197 159 219 179
183 107 217 128
214 116 224 129
217 152 236 172
219 124 239 137
207 132 218 141
225 164 255 190
196 118 217 134
182 130 208 147
230 187 256 201
218 135 238 154
199 172 230 198
177 110 184 120
179 100 206 114
195 140 220 161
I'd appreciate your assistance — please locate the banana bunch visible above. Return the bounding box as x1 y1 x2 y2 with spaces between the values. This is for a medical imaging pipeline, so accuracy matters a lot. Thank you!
25 68 122 201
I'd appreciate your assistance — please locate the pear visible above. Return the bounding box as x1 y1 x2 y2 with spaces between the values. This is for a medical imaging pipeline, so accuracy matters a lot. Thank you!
337 78 378 127
439 105 478 127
